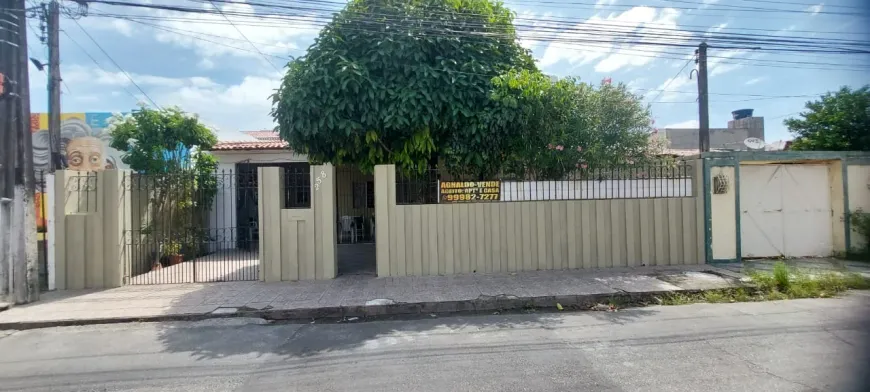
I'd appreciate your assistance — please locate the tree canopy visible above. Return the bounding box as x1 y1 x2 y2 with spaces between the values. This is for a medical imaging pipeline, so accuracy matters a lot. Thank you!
786 85 870 151
272 0 535 174
108 106 218 174
488 70 664 179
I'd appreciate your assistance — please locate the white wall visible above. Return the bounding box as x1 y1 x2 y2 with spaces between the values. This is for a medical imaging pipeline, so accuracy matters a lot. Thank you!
710 166 737 260
206 162 238 251
205 150 308 252
211 150 308 164
499 179 693 201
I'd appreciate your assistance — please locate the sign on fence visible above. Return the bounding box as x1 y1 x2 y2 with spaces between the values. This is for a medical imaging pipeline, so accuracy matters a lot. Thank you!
440 181 501 203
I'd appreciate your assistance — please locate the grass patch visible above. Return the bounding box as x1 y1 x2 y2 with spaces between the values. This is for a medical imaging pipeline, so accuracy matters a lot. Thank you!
655 262 870 306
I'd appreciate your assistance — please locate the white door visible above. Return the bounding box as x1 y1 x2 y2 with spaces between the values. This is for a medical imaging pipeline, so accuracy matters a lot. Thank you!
740 164 833 258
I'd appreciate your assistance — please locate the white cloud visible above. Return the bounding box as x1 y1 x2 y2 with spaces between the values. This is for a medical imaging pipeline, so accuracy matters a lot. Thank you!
774 25 797 36
705 23 728 36
58 64 279 131
664 119 699 129
539 6 691 73
150 2 316 62
806 3 824 15
701 0 720 8
85 1 318 63
517 11 557 51
110 19 134 37
595 0 617 9
650 73 695 103
744 77 766 86
708 49 756 77
157 75 280 132
198 58 215 70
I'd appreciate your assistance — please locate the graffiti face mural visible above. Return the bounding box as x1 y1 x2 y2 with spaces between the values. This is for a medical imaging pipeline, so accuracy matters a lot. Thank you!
30 112 127 172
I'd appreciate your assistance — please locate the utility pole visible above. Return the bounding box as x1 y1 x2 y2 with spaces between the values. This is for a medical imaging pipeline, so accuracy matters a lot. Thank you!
0 0 39 305
46 0 62 171
0 0 17 301
696 42 710 152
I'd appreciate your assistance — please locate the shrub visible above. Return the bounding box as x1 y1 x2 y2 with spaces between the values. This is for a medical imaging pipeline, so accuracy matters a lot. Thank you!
848 209 870 259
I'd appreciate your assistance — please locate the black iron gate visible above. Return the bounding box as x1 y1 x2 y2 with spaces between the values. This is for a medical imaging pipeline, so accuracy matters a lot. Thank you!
124 170 259 284
335 166 377 276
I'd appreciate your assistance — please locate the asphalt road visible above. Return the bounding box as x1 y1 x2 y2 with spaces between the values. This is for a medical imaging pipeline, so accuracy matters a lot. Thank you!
2 293 870 392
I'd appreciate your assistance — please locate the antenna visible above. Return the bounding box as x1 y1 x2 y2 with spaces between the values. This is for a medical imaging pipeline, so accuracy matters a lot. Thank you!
743 137 765 150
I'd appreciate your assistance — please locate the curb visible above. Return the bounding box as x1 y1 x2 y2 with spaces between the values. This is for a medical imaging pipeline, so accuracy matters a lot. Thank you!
0 289 721 331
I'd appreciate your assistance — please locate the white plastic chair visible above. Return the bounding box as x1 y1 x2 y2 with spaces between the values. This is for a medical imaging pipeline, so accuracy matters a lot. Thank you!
339 216 357 244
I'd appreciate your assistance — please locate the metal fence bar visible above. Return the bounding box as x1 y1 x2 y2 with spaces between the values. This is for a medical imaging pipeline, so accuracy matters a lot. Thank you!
395 161 694 205
123 170 261 285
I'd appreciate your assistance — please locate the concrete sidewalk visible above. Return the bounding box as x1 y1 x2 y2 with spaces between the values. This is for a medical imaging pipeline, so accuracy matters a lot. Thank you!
0 265 747 329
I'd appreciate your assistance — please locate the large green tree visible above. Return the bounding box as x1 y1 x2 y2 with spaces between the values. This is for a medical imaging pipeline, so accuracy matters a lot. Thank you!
786 85 870 151
272 0 535 174
489 70 664 180
108 106 219 258
108 106 218 174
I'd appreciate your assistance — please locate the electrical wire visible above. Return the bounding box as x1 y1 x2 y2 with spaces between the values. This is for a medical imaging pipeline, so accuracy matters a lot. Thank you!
60 28 142 103
104 11 870 73
206 0 282 71
68 18 161 108
84 10 870 56
648 55 695 104
75 1 870 55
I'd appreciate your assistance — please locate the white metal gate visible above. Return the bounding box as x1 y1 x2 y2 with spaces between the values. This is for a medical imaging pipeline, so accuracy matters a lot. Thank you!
740 164 833 258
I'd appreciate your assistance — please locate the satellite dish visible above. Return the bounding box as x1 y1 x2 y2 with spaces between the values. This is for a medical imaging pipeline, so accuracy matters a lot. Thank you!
743 137 765 150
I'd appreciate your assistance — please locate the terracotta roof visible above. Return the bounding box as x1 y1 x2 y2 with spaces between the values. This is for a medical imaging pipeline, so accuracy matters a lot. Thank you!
241 130 281 141
210 140 289 151
209 130 288 151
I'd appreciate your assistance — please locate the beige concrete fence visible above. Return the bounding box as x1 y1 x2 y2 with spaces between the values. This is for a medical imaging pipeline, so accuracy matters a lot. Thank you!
374 162 705 277
52 170 130 289
257 165 337 281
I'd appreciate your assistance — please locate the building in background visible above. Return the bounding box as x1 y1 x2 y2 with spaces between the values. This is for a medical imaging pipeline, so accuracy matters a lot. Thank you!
662 109 766 155
30 112 129 172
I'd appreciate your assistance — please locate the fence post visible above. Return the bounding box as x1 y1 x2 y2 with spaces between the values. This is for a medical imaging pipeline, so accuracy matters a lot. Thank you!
692 158 708 264
312 164 336 279
100 170 130 288
51 171 69 290
257 167 283 282
374 165 394 277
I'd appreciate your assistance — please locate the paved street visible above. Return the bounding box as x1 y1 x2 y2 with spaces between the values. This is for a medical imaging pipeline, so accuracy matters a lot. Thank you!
1 293 869 392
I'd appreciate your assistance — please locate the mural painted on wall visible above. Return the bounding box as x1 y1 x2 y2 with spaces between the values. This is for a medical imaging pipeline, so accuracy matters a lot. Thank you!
30 112 128 172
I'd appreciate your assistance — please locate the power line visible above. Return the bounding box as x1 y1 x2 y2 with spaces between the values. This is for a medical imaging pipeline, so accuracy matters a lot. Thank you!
115 14 870 72
76 2 870 55
68 17 160 108
60 28 145 105
206 0 282 71
83 11 870 56
648 55 694 104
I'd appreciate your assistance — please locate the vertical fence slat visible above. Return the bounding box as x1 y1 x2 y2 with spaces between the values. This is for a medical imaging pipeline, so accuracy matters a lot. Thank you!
581 201 595 269
611 199 626 268
668 198 683 265
654 198 669 266
426 205 438 276
682 198 697 265
381 161 697 275
411 206 423 276
625 200 640 267
596 201 611 268
567 201 578 269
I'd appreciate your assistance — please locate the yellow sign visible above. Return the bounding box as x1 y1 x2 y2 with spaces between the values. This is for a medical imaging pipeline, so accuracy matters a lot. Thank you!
440 181 501 203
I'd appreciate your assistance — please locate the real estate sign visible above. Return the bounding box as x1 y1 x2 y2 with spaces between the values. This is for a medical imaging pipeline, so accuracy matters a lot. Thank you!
439 181 501 203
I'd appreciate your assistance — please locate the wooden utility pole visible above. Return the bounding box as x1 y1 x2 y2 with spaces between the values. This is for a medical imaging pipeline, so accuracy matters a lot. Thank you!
0 0 39 304
47 0 62 171
696 42 710 153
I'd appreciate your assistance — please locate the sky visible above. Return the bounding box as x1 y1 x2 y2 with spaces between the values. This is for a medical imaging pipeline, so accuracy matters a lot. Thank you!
24 0 870 144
